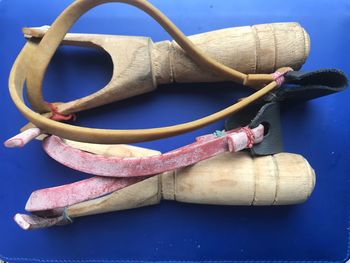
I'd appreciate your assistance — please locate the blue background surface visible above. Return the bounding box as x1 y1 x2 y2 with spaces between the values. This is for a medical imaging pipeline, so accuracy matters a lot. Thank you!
1 0 350 262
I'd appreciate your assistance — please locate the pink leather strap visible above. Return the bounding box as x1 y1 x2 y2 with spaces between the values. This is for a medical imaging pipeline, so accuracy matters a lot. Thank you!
43 125 264 177
25 176 146 212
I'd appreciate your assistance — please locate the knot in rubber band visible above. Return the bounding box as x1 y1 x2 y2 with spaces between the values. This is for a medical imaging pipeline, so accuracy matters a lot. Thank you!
47 103 76 121
271 67 293 87
240 126 255 148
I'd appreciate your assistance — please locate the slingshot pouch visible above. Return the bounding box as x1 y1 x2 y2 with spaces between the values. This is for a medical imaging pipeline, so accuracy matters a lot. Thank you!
225 69 348 155
267 68 348 102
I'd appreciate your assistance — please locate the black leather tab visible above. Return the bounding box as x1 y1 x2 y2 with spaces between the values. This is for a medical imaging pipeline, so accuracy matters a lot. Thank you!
266 69 348 102
249 102 283 156
225 102 263 129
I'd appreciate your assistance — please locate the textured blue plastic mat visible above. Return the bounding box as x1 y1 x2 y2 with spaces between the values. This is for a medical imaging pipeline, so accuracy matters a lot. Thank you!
1 0 349 262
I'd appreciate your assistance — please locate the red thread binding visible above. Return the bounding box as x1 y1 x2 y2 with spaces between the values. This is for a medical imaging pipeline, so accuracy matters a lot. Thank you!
47 103 76 121
271 67 293 87
240 126 255 148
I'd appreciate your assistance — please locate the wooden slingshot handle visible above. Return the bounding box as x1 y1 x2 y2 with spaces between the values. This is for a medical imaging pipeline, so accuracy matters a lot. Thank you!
23 22 309 114
67 151 315 218
155 22 309 84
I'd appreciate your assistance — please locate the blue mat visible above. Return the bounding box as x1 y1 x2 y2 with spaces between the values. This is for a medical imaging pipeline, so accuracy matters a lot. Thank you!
1 0 349 262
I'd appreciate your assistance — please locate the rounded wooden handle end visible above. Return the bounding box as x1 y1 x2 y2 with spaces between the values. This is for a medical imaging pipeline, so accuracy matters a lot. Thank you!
271 153 315 205
163 152 315 206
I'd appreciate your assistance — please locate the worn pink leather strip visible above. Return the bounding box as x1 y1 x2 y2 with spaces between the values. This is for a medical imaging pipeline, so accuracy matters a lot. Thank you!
25 176 145 212
43 125 264 177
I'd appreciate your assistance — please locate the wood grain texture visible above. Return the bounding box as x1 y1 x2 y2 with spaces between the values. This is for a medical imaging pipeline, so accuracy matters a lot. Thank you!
154 22 309 84
170 152 315 205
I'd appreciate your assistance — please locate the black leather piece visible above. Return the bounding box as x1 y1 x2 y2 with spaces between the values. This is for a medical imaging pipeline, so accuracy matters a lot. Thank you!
225 102 263 129
225 68 348 156
265 68 348 102
249 102 283 155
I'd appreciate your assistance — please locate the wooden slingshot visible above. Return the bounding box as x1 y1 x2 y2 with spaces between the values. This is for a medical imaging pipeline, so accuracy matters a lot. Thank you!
7 0 340 230
21 21 309 116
